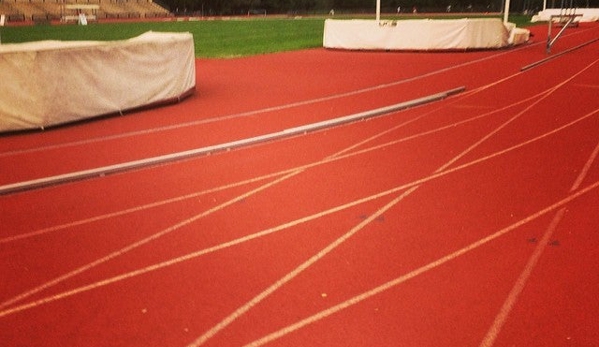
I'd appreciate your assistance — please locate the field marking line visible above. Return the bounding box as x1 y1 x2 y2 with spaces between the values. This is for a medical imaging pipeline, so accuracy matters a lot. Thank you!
0 87 536 245
0 88 462 196
0 88 445 309
0 170 305 310
0 173 280 245
190 56 599 344
0 103 430 313
243 56 599 347
0 35 538 158
2 52 594 315
3 87 452 309
479 137 599 347
0 85 551 258
574 83 599 89
0 86 463 243
1 106 598 320
571 138 599 192
0 76 587 311
439 54 599 171
186 187 418 347
0 80 538 244
185 62 596 346
242 180 599 347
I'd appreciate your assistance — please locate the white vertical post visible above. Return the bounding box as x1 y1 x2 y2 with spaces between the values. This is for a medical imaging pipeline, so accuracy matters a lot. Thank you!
376 0 381 22
503 0 511 23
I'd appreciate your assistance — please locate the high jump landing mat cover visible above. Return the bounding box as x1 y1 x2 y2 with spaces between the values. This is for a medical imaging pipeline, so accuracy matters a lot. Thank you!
0 31 195 132
324 18 530 51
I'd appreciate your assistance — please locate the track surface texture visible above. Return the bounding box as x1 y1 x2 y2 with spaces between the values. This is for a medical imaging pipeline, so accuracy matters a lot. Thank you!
1 23 599 347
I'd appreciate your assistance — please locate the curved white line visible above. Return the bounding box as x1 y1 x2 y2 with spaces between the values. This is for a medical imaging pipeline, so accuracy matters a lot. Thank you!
1 106 597 320
0 81 556 245
242 181 599 347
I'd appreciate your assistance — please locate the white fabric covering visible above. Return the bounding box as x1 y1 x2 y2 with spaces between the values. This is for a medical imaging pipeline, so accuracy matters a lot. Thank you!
0 32 195 132
504 22 531 47
323 18 529 51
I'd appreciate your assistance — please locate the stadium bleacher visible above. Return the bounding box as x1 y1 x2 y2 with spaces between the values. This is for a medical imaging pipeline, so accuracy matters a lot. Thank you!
0 0 171 23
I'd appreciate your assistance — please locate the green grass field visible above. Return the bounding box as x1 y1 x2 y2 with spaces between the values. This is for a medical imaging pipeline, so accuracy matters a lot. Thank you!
0 15 533 58
0 18 326 58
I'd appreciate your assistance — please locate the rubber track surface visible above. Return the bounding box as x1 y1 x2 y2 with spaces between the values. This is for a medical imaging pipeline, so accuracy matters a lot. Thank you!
1 23 598 347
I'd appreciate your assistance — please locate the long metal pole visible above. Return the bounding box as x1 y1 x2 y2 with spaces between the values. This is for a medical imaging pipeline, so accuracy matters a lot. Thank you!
503 0 511 22
376 0 381 22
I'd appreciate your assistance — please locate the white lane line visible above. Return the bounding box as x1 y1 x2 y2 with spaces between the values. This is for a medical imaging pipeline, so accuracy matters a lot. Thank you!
479 138 599 347
0 84 550 245
0 173 280 245
0 170 301 310
1 53 591 318
241 57 599 347
0 99 436 312
187 187 420 347
478 56 599 346
2 95 596 315
242 180 599 347
572 139 599 192
479 207 567 347
185 61 596 345
0 88 444 309
185 56 599 346
0 88 462 196
0 29 596 340
0 36 559 242
574 83 599 89
1 106 597 319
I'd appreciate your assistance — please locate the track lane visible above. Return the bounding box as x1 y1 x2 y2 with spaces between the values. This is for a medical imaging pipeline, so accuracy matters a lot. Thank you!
1 22 598 347
2 23 597 186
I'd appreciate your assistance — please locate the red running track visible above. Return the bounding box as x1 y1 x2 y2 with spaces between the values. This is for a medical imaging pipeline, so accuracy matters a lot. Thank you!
1 23 599 346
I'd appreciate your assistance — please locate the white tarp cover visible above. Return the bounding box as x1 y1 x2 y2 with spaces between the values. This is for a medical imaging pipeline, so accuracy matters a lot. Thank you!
0 31 195 132
324 18 529 51
504 22 531 47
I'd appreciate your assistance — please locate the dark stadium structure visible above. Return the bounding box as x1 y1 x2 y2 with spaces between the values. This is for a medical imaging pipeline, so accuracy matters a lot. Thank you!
0 0 171 23
2 0 598 23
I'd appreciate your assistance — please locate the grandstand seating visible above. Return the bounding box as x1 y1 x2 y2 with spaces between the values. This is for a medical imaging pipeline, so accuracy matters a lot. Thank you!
0 0 171 23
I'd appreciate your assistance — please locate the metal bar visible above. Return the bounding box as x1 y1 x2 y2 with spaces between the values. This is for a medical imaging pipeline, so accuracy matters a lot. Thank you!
523 36 599 71
0 86 466 196
546 14 580 53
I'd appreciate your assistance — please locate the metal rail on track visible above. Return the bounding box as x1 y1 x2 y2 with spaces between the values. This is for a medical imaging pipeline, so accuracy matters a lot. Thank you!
522 37 599 71
545 0 582 55
546 13 582 54
0 86 465 196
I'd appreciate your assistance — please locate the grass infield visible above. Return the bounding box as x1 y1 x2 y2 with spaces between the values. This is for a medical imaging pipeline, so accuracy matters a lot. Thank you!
0 15 533 58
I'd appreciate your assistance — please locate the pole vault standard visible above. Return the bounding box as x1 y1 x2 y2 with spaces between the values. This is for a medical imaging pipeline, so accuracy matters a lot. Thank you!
503 0 511 22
